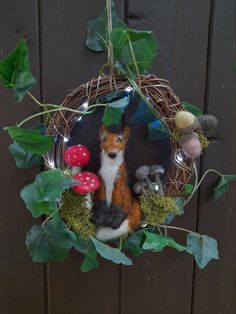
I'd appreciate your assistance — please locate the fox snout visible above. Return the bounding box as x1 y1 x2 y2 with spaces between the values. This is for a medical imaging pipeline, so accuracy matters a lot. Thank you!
108 152 117 159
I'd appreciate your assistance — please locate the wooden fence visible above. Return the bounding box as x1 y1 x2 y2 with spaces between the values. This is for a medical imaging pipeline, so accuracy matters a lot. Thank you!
0 0 235 313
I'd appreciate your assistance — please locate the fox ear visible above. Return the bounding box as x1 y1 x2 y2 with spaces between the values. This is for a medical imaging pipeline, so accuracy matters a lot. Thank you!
99 125 109 142
122 127 130 142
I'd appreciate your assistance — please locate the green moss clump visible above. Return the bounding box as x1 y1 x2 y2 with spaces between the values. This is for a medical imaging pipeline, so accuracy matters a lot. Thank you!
140 191 177 226
171 128 182 143
198 133 210 149
60 189 96 240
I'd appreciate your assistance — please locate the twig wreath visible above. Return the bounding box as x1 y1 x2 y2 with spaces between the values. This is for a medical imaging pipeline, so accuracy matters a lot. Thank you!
1 0 236 271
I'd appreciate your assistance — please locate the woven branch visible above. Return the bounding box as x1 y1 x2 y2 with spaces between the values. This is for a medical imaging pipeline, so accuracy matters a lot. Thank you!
46 74 193 197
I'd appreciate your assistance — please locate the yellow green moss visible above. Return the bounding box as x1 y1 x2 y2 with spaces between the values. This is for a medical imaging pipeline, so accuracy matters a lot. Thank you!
171 128 182 143
198 133 210 149
140 191 177 226
60 189 96 240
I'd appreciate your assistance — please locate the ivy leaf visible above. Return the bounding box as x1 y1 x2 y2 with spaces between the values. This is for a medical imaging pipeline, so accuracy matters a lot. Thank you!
99 90 130 103
102 95 130 126
107 95 130 108
147 120 170 142
20 183 57 218
0 39 36 102
111 27 157 76
182 102 203 117
81 244 99 272
129 100 157 124
9 142 43 168
185 233 219 269
26 218 75 262
34 169 78 203
91 237 132 265
6 126 54 156
122 229 147 257
143 231 185 252
214 175 236 200
74 236 99 272
102 106 124 126
86 1 127 52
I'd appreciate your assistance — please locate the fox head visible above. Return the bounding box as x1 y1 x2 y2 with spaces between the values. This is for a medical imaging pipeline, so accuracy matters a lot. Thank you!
99 125 130 160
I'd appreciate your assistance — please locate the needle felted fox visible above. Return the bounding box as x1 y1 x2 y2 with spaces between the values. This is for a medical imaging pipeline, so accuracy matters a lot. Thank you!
92 125 141 241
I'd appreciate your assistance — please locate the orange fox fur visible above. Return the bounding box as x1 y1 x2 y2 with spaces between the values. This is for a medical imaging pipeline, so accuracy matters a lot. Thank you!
94 125 141 238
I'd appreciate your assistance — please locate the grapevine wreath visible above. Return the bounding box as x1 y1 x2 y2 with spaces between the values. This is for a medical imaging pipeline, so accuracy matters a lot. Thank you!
1 1 235 272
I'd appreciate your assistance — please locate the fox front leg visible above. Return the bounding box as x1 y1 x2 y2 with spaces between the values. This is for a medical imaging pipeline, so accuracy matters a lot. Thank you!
91 180 108 226
109 176 128 229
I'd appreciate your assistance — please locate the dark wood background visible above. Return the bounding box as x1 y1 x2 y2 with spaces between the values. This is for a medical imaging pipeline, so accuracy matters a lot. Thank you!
0 1 235 313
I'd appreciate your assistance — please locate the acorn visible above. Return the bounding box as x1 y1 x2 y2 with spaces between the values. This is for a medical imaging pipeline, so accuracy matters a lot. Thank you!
175 111 200 133
180 132 202 159
197 114 218 137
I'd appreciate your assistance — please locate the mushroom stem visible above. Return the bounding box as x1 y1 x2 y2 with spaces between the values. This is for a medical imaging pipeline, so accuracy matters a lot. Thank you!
72 166 81 175
84 193 92 210
155 174 164 196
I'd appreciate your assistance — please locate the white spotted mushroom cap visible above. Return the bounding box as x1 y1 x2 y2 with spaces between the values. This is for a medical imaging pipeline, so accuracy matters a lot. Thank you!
72 172 100 194
64 144 91 167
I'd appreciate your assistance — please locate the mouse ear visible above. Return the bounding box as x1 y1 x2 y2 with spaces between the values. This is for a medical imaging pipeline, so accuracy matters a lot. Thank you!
99 125 109 142
122 127 131 142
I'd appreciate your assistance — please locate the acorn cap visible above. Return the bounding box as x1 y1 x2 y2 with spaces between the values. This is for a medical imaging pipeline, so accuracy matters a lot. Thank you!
64 144 91 167
198 114 218 137
72 172 100 194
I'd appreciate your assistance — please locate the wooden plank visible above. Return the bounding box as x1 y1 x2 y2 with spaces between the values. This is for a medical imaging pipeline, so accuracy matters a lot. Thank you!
0 1 46 313
121 1 211 314
192 1 236 313
39 1 125 313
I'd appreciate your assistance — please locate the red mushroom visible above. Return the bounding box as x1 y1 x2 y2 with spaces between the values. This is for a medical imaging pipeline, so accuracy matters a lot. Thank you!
72 172 100 194
64 144 91 175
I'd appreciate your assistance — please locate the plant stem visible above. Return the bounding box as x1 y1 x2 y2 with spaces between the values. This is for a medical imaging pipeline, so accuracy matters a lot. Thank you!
184 168 223 205
106 0 114 73
42 207 60 228
18 104 106 127
119 238 123 251
158 224 199 235
127 34 141 87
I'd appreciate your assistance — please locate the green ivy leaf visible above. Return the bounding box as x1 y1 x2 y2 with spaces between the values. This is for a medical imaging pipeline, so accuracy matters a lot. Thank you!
143 231 185 252
6 126 54 156
122 229 147 257
86 2 126 52
91 237 132 265
147 120 170 142
26 218 75 262
101 95 130 126
9 142 43 168
102 106 124 126
214 175 236 200
34 169 78 203
0 39 36 102
20 183 57 218
129 100 156 124
185 233 219 269
81 244 99 272
111 27 157 76
74 236 100 272
182 102 203 117
165 197 184 224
